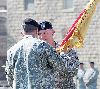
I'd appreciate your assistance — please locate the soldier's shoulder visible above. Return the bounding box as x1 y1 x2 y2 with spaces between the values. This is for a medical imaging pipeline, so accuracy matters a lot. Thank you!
7 39 24 55
38 40 51 48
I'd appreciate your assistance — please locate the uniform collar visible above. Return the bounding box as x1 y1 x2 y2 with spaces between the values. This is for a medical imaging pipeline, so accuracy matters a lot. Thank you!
23 35 34 38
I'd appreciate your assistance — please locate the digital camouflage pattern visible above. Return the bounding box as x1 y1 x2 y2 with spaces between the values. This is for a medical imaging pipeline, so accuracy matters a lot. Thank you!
6 35 79 89
59 49 79 89
83 67 99 89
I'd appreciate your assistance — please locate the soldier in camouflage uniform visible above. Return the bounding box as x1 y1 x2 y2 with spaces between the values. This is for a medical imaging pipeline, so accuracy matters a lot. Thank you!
6 18 70 89
83 62 99 89
38 21 80 89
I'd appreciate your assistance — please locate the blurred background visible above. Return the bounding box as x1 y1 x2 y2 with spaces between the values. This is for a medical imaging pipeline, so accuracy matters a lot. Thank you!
0 0 100 88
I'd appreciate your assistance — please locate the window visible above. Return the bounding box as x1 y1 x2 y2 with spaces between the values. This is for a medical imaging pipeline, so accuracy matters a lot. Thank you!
0 0 7 10
0 17 7 36
24 0 34 11
63 0 73 9
0 17 7 80
0 6 7 10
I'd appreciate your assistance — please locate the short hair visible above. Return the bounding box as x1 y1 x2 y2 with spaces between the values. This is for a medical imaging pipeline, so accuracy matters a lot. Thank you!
80 62 84 65
22 18 39 33
90 62 94 64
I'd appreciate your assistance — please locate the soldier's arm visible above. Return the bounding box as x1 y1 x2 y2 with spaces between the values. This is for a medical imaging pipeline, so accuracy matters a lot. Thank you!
84 70 97 86
39 42 68 77
5 49 18 87
88 69 98 83
60 49 80 77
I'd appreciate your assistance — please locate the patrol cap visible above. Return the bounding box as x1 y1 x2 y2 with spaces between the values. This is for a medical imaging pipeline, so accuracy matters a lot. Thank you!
38 21 53 31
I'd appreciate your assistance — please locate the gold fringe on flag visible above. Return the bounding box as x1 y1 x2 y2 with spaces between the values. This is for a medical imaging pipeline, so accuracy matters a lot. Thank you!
56 0 100 53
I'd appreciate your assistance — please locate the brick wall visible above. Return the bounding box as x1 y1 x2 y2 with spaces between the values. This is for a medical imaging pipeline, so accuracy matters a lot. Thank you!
7 0 100 88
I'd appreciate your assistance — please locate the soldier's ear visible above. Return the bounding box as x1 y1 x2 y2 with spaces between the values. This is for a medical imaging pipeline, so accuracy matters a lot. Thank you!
43 32 46 34
21 31 24 37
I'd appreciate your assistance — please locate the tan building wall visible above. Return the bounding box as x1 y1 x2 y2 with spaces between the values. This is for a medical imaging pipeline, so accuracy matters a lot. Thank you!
7 0 100 88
